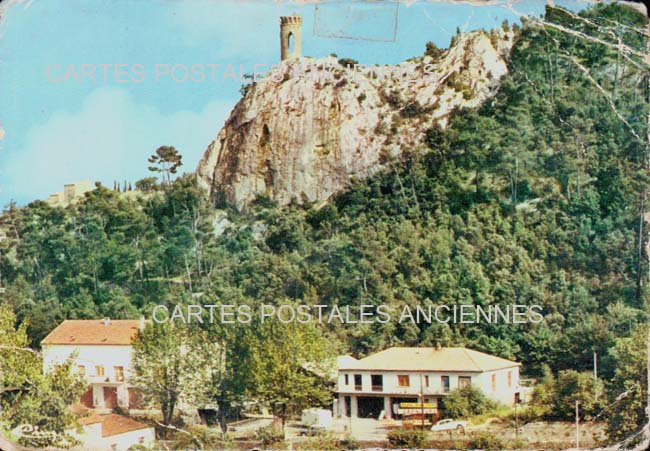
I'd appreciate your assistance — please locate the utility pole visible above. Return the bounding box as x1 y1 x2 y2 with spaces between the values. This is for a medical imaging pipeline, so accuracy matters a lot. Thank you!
515 400 519 442
646 330 650 433
575 401 580 450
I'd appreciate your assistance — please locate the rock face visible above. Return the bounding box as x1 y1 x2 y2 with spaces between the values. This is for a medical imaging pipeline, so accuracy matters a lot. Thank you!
196 30 514 209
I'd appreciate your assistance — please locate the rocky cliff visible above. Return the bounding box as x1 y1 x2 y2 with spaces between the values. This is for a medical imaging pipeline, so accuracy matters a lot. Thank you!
196 29 515 209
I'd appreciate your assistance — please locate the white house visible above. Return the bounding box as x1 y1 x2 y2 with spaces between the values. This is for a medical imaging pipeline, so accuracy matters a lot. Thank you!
41 319 144 412
335 347 521 419
71 412 155 451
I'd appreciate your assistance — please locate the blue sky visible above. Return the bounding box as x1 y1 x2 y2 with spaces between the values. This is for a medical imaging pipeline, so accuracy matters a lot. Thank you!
0 0 595 206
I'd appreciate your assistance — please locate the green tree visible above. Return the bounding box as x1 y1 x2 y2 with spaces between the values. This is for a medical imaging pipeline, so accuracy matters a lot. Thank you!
148 146 183 185
550 370 605 421
135 177 160 193
606 326 649 441
0 304 85 448
237 317 335 431
131 321 212 426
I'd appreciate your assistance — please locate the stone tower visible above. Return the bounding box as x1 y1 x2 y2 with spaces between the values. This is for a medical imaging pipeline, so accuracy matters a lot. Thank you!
280 15 302 61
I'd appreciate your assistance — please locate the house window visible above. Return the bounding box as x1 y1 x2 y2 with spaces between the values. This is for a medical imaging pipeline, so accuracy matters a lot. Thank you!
459 376 471 389
114 366 125 382
110 445 117 451
424 375 429 387
344 374 349 385
354 374 362 391
441 376 450 392
507 371 512 388
138 436 145 444
491 374 497 391
398 375 410 387
96 365 105 376
371 374 383 392
77 365 86 376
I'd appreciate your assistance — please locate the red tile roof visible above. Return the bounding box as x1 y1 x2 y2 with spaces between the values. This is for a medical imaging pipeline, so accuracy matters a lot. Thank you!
78 413 151 437
99 414 151 437
41 320 141 345
339 347 520 372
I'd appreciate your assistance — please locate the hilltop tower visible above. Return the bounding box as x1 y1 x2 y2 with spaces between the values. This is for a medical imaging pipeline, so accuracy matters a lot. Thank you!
280 15 302 61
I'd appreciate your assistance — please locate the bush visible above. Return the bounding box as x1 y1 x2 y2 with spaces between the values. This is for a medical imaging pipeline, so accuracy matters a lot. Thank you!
303 431 343 451
339 433 360 450
400 100 429 118
386 428 428 448
170 425 229 450
254 425 284 448
439 386 498 419
135 177 159 192
425 41 443 59
338 57 359 68
295 431 359 451
530 368 605 421
468 432 506 451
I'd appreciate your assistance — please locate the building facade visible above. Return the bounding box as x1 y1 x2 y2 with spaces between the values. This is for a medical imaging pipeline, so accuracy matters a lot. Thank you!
41 319 144 412
336 347 520 419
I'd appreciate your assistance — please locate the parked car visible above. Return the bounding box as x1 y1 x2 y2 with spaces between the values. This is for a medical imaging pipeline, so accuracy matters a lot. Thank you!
430 418 467 433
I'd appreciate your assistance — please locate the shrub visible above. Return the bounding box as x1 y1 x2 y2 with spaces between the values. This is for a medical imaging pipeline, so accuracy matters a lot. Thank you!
386 428 428 448
295 431 359 451
303 431 343 451
339 434 360 450
135 177 159 192
170 425 229 450
255 425 284 448
382 90 403 109
467 432 506 451
425 41 443 59
400 100 429 118
338 57 359 68
533 369 605 420
439 386 498 419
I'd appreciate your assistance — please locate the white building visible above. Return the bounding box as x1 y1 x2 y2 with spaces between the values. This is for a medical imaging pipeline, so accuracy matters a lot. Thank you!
41 319 144 412
46 180 94 207
335 347 520 419
72 412 155 451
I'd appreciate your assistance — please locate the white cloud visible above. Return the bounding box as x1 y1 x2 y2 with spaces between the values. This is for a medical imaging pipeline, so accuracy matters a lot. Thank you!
3 86 233 204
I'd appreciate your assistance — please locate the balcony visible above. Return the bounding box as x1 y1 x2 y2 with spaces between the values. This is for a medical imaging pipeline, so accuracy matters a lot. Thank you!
87 375 126 385
371 385 383 392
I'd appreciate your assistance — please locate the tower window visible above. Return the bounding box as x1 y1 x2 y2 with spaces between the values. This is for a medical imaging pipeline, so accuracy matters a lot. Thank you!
288 32 294 52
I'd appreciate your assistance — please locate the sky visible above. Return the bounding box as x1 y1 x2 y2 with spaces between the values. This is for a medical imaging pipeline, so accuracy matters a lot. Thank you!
0 0 598 206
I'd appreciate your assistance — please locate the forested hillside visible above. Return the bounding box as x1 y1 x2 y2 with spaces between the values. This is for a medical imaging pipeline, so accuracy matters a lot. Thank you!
0 2 648 408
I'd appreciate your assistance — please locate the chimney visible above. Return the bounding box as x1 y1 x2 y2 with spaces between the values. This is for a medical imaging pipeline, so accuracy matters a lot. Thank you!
139 316 145 331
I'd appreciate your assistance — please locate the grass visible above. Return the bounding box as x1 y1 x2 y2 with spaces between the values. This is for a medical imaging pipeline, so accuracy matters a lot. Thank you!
468 405 516 425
